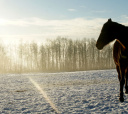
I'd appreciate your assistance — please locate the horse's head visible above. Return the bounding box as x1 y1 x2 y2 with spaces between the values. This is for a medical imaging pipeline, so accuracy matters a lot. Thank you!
96 18 115 50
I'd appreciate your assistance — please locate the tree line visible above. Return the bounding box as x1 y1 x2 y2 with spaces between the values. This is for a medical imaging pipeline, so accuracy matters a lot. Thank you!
0 37 115 73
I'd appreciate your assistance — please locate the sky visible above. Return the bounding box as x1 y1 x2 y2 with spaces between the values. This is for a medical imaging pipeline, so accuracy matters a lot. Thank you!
0 0 128 44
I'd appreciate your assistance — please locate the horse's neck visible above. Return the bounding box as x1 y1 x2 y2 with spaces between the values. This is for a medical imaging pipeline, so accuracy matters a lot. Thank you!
115 23 128 49
114 22 125 32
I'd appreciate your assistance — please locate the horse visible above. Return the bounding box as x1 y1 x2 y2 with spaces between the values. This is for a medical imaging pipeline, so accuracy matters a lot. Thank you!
96 18 128 102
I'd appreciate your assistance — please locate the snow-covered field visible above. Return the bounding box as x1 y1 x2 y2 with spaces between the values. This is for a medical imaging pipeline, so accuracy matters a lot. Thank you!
0 69 128 114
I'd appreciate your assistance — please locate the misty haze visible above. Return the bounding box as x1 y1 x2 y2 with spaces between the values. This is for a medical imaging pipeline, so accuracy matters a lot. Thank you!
0 37 115 74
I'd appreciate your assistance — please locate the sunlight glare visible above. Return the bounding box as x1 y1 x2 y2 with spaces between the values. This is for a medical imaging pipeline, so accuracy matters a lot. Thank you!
0 19 7 25
29 77 60 114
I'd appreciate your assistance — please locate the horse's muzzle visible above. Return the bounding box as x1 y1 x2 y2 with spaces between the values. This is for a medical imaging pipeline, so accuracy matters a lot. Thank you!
96 43 103 50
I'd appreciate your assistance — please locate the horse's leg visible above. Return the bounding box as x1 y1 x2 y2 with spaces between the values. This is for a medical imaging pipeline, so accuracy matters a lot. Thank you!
125 69 128 94
119 66 125 102
116 65 121 81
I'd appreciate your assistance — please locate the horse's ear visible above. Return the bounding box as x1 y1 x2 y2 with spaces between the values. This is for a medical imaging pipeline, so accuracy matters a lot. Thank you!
108 18 112 22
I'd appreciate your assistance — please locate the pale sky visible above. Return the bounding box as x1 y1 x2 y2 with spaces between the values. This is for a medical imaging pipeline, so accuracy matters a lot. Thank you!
0 0 128 44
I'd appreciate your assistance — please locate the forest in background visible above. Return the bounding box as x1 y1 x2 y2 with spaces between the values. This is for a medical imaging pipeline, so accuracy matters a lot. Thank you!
0 37 115 73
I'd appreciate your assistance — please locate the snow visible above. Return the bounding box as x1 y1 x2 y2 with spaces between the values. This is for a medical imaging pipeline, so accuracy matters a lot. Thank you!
0 69 128 113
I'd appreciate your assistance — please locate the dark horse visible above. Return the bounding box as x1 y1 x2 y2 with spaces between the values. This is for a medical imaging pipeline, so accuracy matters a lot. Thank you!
96 18 128 102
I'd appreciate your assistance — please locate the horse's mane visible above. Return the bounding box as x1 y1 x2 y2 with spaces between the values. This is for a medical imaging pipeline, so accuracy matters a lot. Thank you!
112 21 126 29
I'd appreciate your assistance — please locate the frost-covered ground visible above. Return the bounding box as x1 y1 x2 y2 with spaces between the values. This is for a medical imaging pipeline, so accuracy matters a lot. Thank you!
0 69 128 113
